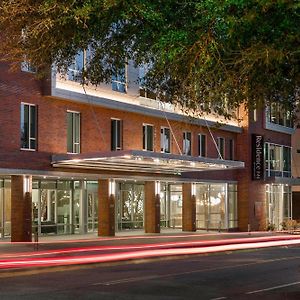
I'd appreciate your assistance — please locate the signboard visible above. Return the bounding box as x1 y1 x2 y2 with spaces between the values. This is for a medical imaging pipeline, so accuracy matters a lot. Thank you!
252 134 264 180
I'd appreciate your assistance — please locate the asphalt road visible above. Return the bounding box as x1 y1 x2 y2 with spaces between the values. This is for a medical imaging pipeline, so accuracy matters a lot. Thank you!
0 245 300 300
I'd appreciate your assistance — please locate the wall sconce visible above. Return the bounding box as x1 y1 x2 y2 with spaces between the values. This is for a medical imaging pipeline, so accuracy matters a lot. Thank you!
191 183 196 196
155 181 161 196
23 176 32 194
109 179 116 196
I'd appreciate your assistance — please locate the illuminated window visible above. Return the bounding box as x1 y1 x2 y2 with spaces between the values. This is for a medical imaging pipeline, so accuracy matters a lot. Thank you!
265 143 291 177
268 103 293 128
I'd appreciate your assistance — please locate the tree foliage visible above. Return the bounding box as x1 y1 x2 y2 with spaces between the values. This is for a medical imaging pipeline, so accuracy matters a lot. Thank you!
0 0 299 118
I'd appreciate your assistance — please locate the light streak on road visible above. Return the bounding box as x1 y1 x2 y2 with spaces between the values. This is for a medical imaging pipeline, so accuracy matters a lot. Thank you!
0 238 299 270
1 235 300 259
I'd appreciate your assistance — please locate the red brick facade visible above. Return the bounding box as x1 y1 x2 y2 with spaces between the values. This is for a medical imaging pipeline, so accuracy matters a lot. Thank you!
0 61 294 239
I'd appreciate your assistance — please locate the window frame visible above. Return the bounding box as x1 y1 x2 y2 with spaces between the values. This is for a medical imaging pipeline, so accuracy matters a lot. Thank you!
160 127 171 153
183 131 192 156
265 142 292 178
198 134 207 157
217 137 225 159
229 139 235 160
111 118 123 151
20 102 37 151
67 110 81 154
143 123 154 152
112 65 127 93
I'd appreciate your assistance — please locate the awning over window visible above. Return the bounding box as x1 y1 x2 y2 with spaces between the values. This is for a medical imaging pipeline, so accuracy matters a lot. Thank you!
52 150 244 175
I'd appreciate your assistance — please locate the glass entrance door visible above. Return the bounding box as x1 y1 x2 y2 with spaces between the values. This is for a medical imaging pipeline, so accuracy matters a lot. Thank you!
196 183 226 230
87 192 98 232
116 183 144 230
169 184 182 228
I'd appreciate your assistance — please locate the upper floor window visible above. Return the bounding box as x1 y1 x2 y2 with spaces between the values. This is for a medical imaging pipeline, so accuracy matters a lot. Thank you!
198 134 206 157
265 143 291 178
139 65 156 100
21 103 37 150
67 111 80 153
229 139 235 160
67 48 93 82
217 137 225 159
112 67 126 93
111 119 122 150
161 127 170 153
21 61 36 73
183 131 192 155
267 103 293 128
143 124 154 151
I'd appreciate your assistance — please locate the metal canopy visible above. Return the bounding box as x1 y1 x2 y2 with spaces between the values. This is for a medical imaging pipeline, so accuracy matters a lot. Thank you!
52 150 244 175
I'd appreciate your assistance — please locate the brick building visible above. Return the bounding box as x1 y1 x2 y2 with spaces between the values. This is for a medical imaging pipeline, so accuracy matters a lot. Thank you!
0 58 294 241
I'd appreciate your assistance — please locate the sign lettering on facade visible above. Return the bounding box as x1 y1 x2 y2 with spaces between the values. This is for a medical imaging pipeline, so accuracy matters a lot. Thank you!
252 134 264 180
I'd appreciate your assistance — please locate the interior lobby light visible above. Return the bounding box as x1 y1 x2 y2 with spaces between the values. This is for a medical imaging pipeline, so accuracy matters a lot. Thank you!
109 179 116 196
155 181 161 195
191 183 196 196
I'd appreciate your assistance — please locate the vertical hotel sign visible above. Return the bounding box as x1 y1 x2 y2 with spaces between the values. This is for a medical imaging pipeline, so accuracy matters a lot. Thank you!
252 134 264 180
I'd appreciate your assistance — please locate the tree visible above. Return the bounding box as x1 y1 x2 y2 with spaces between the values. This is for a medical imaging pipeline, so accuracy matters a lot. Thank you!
0 0 299 118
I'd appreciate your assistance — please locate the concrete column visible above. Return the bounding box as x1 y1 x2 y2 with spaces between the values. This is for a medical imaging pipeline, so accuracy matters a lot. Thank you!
11 175 32 242
98 179 115 236
182 183 196 232
144 181 160 233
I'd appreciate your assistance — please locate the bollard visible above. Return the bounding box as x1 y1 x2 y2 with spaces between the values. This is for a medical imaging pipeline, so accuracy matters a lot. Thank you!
248 223 251 235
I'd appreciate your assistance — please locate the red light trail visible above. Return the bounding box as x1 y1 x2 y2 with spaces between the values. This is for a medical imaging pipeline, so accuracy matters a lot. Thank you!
0 237 299 270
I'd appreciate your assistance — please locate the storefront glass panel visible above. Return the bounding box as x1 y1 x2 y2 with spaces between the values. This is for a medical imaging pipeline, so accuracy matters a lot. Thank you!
160 183 170 227
266 184 292 230
228 184 238 228
87 181 98 232
169 184 182 228
196 183 236 230
0 180 3 238
4 180 11 237
116 183 144 230
57 184 72 234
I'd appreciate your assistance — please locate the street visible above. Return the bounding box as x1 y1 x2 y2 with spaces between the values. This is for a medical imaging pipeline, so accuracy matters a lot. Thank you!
0 245 299 299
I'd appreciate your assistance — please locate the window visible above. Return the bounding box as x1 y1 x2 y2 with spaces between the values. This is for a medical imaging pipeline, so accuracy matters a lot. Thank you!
229 139 234 160
143 124 154 151
111 119 122 150
67 48 92 82
21 61 36 73
265 143 291 177
21 103 37 150
67 111 80 153
268 103 293 128
183 131 192 155
198 134 206 157
217 137 225 159
112 67 126 93
139 65 156 99
161 127 171 153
